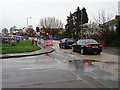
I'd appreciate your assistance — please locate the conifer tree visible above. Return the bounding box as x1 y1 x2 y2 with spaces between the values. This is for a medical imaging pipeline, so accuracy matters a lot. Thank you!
65 7 88 39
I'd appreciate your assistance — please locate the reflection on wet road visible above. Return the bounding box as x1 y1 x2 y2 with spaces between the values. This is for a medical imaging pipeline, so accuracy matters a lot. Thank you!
2 46 118 88
53 41 119 76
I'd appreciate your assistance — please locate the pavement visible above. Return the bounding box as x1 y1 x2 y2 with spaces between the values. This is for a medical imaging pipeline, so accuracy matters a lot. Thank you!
103 47 119 56
0 43 55 59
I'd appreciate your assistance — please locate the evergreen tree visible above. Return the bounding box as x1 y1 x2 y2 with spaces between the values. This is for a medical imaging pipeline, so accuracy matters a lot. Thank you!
81 7 88 24
73 7 81 35
65 12 74 38
65 7 88 39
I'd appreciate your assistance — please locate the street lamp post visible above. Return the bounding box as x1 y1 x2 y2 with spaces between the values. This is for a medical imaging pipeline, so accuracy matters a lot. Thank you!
27 17 32 28
80 11 83 39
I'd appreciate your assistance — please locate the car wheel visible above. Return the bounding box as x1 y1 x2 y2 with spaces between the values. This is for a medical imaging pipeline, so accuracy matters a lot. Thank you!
81 48 85 55
81 48 83 54
97 52 101 54
59 44 61 48
72 47 75 52
62 46 65 49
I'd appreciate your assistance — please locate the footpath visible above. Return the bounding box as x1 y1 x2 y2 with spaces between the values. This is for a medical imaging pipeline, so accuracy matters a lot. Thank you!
0 43 54 59
103 47 119 56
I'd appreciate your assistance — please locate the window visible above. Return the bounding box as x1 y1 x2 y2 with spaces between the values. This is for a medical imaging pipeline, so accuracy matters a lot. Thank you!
85 39 98 44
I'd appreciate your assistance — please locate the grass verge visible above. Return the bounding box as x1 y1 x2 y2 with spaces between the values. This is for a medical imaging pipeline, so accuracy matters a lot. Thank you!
1 40 40 54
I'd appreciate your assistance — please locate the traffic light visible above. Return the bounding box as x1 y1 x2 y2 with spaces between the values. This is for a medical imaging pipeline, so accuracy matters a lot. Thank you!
36 27 39 32
46 32 49 35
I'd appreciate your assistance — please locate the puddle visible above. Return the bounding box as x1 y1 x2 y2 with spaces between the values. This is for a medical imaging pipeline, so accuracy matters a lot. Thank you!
68 59 97 70
67 59 118 81
83 59 100 66
103 61 119 64
69 59 100 66
69 59 119 65
84 59 99 62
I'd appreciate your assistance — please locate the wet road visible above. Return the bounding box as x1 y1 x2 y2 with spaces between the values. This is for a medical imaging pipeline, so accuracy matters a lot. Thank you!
2 42 118 88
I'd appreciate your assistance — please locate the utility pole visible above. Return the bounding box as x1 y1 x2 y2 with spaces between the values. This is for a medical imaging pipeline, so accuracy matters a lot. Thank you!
27 17 32 28
80 10 83 39
27 18 28 28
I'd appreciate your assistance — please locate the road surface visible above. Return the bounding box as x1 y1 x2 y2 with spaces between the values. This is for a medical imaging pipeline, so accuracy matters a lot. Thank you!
2 41 118 88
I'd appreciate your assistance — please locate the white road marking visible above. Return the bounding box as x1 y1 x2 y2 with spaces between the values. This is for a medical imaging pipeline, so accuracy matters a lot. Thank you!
19 66 60 73
19 67 55 70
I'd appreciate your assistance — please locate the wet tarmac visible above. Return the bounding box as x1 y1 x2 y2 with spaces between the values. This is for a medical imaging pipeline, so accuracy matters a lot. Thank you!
2 42 119 88
67 59 118 81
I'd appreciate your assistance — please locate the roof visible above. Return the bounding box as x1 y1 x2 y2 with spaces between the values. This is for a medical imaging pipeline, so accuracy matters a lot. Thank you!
100 15 120 27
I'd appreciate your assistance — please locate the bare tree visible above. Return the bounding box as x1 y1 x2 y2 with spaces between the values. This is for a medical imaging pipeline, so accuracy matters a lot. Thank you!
86 21 100 34
93 10 113 25
39 17 63 29
93 10 113 36
39 17 64 37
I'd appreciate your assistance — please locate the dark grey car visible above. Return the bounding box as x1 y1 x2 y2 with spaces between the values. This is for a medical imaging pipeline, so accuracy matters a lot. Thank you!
59 38 75 49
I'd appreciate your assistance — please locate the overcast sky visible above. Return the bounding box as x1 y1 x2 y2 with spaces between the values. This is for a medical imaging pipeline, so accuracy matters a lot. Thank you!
0 0 119 31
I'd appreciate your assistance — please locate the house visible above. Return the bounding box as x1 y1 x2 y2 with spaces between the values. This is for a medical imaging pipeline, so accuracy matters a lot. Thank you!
100 15 120 31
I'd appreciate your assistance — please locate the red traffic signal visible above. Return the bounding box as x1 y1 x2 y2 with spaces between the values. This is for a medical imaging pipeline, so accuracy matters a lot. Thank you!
46 32 49 35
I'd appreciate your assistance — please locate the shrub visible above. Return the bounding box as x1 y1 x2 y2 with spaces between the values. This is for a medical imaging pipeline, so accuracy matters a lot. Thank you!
10 40 16 46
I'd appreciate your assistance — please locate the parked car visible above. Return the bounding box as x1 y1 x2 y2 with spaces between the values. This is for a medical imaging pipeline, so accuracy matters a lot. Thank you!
45 40 53 46
59 38 75 49
72 39 102 54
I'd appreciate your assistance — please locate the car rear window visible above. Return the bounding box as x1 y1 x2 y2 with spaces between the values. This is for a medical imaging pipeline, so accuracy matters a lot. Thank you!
67 39 74 42
62 38 74 43
85 40 98 44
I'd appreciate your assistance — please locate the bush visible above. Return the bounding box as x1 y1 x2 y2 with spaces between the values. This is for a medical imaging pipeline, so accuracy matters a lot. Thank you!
10 40 16 46
93 30 119 47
